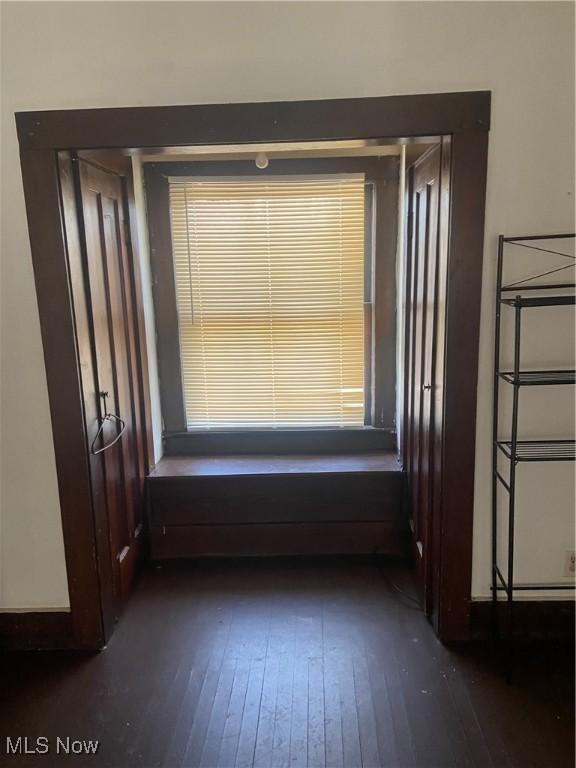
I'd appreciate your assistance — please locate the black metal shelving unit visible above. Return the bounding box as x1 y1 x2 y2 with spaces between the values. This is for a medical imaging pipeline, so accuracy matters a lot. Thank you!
492 233 576 679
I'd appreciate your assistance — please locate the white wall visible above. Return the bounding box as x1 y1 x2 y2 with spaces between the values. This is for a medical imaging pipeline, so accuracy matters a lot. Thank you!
1 1 574 610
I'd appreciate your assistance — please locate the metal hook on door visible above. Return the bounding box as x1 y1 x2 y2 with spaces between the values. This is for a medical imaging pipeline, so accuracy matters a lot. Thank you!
90 391 126 455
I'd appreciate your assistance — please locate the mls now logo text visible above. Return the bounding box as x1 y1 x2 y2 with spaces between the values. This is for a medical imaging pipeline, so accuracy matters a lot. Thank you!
5 736 99 756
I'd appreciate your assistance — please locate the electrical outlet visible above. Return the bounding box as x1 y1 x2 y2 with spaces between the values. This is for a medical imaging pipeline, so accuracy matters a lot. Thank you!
564 550 576 577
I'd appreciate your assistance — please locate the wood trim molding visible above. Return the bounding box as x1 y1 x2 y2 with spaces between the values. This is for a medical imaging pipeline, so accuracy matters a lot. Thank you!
437 131 489 641
471 600 575 640
0 612 73 650
16 92 490 150
429 136 452 633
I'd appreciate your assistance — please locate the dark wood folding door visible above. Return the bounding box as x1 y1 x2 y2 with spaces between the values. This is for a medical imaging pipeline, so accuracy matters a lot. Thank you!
405 144 448 616
60 156 149 635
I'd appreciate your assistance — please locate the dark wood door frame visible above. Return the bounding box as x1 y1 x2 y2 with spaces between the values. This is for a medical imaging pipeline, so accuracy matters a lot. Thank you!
17 92 489 647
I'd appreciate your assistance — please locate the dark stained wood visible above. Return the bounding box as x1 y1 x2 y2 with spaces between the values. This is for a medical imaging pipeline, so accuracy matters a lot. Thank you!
438 130 489 641
0 559 572 768
0 611 72 650
79 147 155 471
151 522 403 558
79 162 132 598
149 476 402 526
16 92 490 150
402 134 483 641
417 150 441 572
400 164 415 473
59 153 116 638
148 454 405 556
20 149 104 650
164 428 396 455
405 146 442 610
150 452 401 477
54 154 151 646
404 162 419 493
471 599 576 640
77 159 146 601
429 136 452 632
148 156 399 180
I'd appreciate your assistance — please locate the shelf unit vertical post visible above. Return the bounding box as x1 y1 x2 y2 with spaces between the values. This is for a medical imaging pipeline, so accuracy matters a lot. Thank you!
491 235 505 642
506 298 522 677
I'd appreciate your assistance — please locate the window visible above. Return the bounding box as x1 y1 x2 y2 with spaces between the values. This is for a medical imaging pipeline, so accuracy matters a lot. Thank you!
145 156 398 441
168 176 366 428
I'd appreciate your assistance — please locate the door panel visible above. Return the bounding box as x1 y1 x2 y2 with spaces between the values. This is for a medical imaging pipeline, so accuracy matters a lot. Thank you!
411 183 428 542
58 155 116 641
77 160 145 605
406 187 419 512
405 145 442 612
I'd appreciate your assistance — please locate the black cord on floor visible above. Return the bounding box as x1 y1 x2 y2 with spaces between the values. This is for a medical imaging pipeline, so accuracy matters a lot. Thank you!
385 575 422 610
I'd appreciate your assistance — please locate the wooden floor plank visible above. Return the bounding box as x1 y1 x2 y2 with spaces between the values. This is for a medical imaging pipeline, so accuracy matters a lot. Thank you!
217 660 251 768
178 619 232 767
391 609 460 768
271 615 296 768
331 611 363 768
290 653 309 768
235 658 267 768
323 662 344 768
363 619 415 768
253 655 280 767
353 649 381 768
199 655 237 767
307 656 326 768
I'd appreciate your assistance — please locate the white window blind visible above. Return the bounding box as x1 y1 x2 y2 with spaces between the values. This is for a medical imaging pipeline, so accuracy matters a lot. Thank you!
168 176 365 429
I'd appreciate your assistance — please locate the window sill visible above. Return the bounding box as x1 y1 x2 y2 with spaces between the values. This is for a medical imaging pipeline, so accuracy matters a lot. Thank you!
150 451 402 479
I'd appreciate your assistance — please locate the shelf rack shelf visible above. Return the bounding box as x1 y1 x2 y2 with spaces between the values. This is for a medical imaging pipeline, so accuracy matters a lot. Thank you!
496 439 576 462
493 566 575 593
497 369 576 386
500 294 576 308
491 232 576 681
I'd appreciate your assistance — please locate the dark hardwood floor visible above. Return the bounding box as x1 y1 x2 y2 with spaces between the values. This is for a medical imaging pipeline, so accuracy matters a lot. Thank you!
0 558 573 768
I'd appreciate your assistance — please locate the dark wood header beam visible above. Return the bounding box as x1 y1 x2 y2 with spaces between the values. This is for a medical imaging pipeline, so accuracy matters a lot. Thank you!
16 91 490 150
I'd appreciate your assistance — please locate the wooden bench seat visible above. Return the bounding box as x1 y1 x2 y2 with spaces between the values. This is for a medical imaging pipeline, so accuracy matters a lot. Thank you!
147 452 406 559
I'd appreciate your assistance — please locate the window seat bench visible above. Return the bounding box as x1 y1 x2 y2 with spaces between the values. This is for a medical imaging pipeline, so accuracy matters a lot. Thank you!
147 452 406 559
